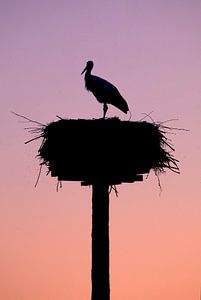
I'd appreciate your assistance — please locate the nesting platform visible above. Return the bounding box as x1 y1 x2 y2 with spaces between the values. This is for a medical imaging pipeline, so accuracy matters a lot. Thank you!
37 118 179 185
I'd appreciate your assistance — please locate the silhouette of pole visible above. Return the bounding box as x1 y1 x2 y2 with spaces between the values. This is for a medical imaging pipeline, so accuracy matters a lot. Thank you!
91 183 110 300
35 117 179 300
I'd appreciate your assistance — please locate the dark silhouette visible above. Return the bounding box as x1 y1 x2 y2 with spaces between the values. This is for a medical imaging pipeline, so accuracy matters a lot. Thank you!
38 118 179 182
91 184 110 300
36 118 179 300
81 61 129 118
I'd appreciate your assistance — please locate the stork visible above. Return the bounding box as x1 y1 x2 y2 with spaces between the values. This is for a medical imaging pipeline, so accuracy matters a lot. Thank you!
81 61 130 118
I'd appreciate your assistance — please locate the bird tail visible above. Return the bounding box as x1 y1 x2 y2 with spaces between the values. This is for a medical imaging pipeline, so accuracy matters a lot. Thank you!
112 97 129 114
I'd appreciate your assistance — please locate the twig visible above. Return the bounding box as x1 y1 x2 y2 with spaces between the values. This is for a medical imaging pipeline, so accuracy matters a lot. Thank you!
56 180 62 192
12 111 45 126
109 185 118 197
35 164 43 187
25 135 43 144
56 115 64 120
139 111 154 122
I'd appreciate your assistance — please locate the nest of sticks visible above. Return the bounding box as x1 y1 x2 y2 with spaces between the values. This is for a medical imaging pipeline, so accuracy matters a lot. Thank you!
26 117 179 185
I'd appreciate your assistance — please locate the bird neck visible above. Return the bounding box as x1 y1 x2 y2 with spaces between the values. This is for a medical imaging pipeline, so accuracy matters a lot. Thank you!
84 69 92 79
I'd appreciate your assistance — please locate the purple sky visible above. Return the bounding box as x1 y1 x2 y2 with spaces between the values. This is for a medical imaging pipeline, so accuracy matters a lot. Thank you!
1 1 201 299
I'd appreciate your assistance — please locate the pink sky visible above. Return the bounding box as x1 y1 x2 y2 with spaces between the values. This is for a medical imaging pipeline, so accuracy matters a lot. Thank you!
1 0 201 299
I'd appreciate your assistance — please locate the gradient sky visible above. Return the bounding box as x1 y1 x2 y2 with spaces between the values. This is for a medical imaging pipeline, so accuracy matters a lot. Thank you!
1 0 201 299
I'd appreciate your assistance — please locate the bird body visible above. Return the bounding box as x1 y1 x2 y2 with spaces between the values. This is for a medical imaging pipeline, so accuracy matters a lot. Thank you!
81 61 129 118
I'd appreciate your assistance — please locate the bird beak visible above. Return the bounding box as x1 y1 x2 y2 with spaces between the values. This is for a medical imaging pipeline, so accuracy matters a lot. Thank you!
81 66 87 75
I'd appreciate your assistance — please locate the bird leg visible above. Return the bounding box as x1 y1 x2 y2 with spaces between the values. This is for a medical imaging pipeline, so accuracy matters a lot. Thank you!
103 103 108 119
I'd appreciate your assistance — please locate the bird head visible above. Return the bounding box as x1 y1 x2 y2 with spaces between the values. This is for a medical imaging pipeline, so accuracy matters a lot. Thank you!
81 61 94 75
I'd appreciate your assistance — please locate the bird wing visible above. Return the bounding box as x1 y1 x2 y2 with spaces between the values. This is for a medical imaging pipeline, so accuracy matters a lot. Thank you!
90 75 117 93
86 75 129 114
87 75 118 95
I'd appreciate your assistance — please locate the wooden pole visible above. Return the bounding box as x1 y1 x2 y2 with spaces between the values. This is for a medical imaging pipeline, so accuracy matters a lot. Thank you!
91 183 110 300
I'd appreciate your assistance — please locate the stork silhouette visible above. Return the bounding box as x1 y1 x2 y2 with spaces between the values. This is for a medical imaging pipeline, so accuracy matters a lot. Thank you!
81 61 129 118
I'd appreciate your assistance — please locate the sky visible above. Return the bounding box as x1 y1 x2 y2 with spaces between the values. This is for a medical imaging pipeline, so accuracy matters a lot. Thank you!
0 0 201 299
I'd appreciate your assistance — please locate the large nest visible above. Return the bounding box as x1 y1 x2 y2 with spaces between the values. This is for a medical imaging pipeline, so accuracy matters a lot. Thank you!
34 118 179 185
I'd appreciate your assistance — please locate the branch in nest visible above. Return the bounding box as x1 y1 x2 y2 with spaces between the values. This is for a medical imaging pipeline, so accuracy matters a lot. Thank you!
12 111 45 126
12 111 46 144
